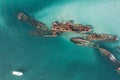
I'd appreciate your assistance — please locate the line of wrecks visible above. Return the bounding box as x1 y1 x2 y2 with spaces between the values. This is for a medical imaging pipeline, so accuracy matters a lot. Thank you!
18 13 120 73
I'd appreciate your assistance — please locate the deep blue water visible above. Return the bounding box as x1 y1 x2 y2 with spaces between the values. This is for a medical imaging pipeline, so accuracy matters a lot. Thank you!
0 0 120 80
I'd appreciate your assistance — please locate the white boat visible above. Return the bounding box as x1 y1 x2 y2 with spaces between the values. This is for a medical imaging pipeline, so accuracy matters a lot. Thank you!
12 70 23 76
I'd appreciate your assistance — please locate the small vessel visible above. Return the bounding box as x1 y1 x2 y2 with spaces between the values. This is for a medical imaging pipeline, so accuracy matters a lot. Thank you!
18 13 48 30
71 38 99 48
12 70 23 76
80 33 118 41
52 21 92 34
29 29 62 37
99 48 120 65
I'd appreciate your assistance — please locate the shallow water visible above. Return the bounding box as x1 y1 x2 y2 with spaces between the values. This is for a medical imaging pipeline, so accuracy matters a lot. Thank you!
0 0 120 80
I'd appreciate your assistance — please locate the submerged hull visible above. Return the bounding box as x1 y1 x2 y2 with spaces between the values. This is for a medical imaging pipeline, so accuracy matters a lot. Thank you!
71 38 99 48
29 29 62 37
88 34 118 41
18 13 48 30
79 33 118 42
99 48 120 66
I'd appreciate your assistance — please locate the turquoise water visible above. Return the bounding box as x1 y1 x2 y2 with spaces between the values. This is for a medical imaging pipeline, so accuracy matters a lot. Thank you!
0 0 120 80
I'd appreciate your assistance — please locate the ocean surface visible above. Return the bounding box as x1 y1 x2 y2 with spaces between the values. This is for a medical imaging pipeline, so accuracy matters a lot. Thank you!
0 0 120 80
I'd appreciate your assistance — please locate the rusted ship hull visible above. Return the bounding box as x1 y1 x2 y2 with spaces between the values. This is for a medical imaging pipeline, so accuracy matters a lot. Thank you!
76 34 118 42
71 38 99 48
